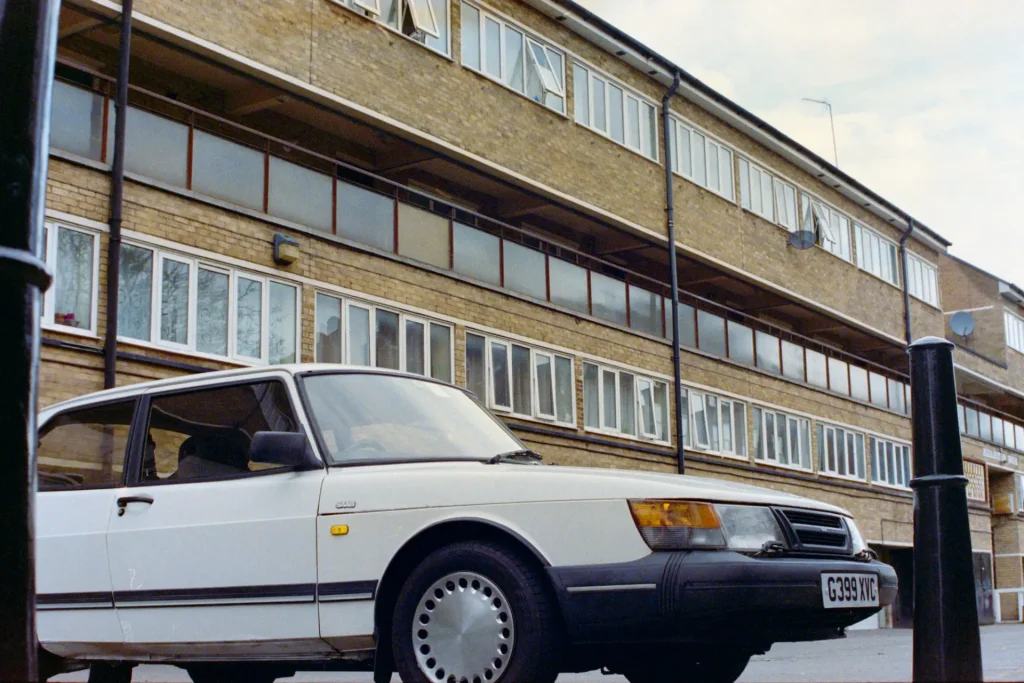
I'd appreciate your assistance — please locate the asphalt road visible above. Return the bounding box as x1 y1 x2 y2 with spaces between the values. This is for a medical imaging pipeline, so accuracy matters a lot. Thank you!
54 623 1024 682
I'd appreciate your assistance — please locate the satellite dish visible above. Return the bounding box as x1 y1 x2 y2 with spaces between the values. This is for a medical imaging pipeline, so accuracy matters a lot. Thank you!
787 230 817 250
950 311 976 338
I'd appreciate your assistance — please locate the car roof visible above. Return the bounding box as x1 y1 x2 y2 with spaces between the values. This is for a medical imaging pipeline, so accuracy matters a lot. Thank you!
39 364 429 419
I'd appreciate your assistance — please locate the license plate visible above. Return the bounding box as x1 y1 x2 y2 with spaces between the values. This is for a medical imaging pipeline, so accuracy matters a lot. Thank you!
821 573 879 609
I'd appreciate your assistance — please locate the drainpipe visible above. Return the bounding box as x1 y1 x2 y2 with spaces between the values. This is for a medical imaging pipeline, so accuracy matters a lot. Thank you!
662 72 685 474
899 217 915 346
103 0 133 390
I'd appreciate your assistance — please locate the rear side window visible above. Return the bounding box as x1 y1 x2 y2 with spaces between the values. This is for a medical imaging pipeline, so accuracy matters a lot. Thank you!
141 381 299 483
38 401 136 490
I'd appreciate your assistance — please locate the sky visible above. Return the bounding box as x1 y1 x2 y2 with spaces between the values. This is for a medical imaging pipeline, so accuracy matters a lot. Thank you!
576 0 1024 285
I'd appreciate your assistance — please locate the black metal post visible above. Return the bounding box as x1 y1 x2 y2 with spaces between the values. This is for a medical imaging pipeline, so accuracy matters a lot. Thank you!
0 0 61 680
908 336 983 682
661 71 685 474
104 0 134 389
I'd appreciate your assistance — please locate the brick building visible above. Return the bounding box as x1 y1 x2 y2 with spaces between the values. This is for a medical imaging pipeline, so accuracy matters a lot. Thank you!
40 0 1024 627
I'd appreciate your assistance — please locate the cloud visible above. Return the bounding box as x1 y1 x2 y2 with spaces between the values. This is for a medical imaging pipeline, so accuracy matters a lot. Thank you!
577 0 1024 284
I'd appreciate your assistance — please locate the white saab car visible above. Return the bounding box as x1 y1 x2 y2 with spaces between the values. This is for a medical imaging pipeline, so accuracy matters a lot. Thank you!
37 365 896 683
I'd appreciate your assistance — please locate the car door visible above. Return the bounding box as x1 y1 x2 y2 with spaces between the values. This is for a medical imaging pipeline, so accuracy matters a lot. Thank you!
36 398 139 658
104 375 330 659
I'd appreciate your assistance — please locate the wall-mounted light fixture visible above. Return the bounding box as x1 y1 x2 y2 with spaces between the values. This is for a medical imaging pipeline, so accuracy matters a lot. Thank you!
273 233 301 266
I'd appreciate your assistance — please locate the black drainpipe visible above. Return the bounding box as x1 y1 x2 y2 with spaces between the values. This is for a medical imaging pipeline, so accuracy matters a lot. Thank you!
103 0 133 390
662 72 685 474
899 216 915 346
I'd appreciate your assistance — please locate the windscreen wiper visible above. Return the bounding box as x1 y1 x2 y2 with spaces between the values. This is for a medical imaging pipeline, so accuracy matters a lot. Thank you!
485 449 544 465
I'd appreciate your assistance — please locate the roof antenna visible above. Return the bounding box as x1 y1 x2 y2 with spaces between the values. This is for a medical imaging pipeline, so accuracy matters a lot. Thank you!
802 98 838 167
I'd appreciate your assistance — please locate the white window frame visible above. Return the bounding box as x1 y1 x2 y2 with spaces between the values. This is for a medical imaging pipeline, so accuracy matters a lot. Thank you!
116 241 301 366
573 61 659 161
583 361 670 444
461 2 565 114
752 407 811 471
869 436 912 489
41 222 100 337
313 291 455 382
800 193 852 262
906 253 940 307
470 332 575 427
1017 473 1024 513
738 158 797 231
687 389 747 459
670 117 735 202
854 223 901 287
1005 310 1024 355
963 460 986 502
339 0 449 52
817 423 866 481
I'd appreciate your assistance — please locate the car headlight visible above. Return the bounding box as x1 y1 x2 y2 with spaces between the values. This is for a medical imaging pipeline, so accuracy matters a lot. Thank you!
628 500 727 550
714 504 787 552
847 517 867 554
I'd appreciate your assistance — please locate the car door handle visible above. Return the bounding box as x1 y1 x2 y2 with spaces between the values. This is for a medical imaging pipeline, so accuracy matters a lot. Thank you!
116 495 154 516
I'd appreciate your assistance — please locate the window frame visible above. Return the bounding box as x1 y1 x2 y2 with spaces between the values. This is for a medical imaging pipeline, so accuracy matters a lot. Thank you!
468 331 576 427
752 406 811 472
799 193 852 262
854 223 901 287
572 60 659 161
817 422 867 482
738 158 797 231
686 388 747 459
1005 310 1024 355
41 222 101 337
337 0 451 56
869 436 912 489
669 117 735 202
906 252 940 308
582 361 670 444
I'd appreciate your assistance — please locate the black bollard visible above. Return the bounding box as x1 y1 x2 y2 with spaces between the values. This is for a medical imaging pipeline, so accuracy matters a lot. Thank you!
908 336 983 682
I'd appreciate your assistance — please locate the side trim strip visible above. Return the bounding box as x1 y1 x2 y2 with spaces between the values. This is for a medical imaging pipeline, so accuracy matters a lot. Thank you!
37 591 114 610
114 583 317 606
566 583 658 594
318 580 378 603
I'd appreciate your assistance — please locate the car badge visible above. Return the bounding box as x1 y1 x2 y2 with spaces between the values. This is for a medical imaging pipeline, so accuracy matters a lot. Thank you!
335 501 357 510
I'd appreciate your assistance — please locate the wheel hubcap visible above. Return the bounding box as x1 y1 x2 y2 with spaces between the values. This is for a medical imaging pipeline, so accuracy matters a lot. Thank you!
412 571 515 683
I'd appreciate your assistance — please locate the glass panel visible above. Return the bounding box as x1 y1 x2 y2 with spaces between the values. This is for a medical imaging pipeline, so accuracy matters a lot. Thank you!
639 380 658 437
889 379 906 414
535 354 554 418
629 285 662 336
501 240 546 300
677 303 697 347
707 142 720 192
719 147 734 200
504 25 525 92
461 2 481 70
775 414 789 465
721 400 733 452
755 331 781 374
549 258 589 313
192 130 264 210
511 344 532 415
677 125 692 176
692 132 706 186
727 321 754 364
752 407 762 459
869 372 888 408
466 333 487 401
54 228 95 331
483 17 501 78
453 222 500 285
760 173 774 222
592 77 606 132
424 0 449 53
733 403 746 456
645 104 658 160
235 276 263 358
347 305 371 366
697 310 726 356
965 407 979 437
764 412 775 461
337 182 395 252
555 357 574 424
790 418 801 468
490 342 510 408
118 244 153 341
1016 425 1024 453
375 309 400 370
653 382 668 441
850 366 869 402
583 363 599 428
50 81 105 159
397 203 450 269
601 369 617 430
828 358 849 395
112 106 189 187
268 282 297 364
979 414 992 442
620 373 636 436
429 324 452 382
692 393 708 447
38 401 135 489
781 340 804 381
196 268 229 357
268 157 333 232
591 272 627 326
625 96 640 150
573 64 590 124
855 434 866 478
608 84 624 144
739 159 751 208
316 293 342 363
806 350 828 388
406 319 426 375
160 258 191 345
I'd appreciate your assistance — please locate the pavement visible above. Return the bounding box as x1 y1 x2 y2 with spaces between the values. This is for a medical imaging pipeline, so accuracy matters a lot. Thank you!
53 623 1024 682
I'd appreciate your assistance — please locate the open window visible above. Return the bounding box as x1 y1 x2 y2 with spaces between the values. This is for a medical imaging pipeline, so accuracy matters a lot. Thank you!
526 39 564 99
353 0 381 14
804 199 836 249
405 0 440 38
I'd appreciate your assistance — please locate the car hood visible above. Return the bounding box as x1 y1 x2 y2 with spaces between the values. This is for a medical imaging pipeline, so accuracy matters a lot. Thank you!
319 460 851 517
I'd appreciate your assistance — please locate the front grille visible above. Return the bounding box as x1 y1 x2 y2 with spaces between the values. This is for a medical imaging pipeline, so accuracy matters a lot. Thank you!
778 508 851 554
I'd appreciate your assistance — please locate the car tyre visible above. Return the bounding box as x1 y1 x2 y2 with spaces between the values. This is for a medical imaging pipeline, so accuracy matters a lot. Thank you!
86 663 133 683
391 540 562 683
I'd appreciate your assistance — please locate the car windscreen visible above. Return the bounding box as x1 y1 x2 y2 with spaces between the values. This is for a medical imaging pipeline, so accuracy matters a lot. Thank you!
300 372 524 465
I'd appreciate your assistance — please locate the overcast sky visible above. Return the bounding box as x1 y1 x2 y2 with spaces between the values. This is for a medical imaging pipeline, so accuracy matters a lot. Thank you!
577 0 1024 285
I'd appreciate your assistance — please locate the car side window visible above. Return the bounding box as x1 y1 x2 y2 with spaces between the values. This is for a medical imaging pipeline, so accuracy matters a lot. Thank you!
38 401 136 490
141 380 299 483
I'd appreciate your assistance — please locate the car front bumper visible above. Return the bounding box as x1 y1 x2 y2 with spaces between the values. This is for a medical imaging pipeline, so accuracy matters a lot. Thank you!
547 550 898 647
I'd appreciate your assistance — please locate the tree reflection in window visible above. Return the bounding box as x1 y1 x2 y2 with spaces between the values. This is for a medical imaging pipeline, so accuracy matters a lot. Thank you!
236 276 263 359
55 227 95 330
118 244 153 341
160 258 190 344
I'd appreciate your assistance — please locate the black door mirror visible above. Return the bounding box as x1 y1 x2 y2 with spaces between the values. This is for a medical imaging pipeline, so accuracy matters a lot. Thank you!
250 431 318 469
